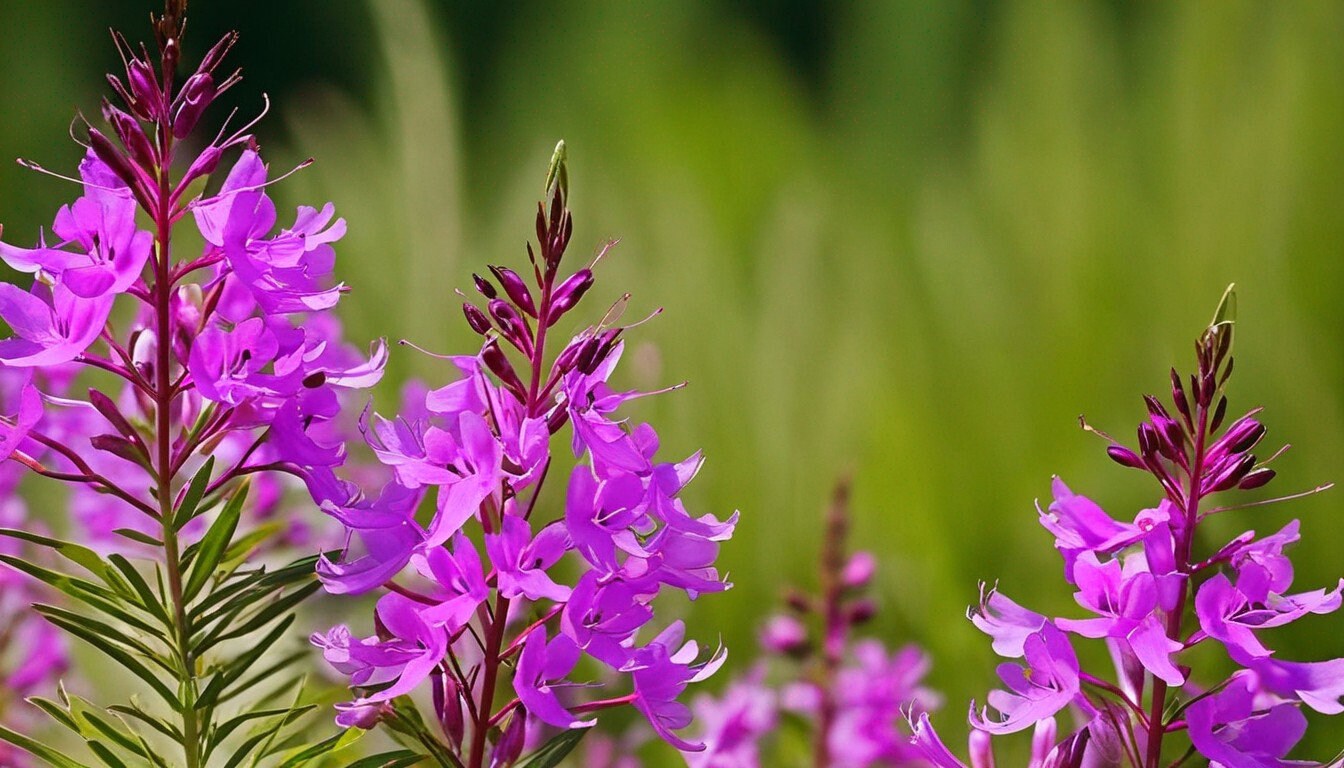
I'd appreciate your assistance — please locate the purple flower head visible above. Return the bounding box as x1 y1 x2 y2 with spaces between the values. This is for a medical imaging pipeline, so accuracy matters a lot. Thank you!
0 151 152 299
627 621 727 751
970 623 1080 735
0 282 113 367
309 146 734 763
1187 673 1306 768
918 292 1344 764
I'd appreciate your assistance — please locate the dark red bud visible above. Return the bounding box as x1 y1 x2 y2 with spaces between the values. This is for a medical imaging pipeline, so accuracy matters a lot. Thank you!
1170 368 1191 423
1224 419 1266 455
1238 467 1276 490
1137 423 1159 458
198 31 239 75
548 269 594 324
128 59 161 118
545 405 570 434
87 128 142 192
1208 453 1256 493
172 72 216 139
90 434 147 467
553 339 586 373
494 712 525 767
488 265 536 317
103 103 156 172
573 336 603 374
785 589 814 614
1143 395 1171 421
1210 395 1228 433
847 599 878 625
431 671 465 749
162 38 180 75
481 340 526 400
88 389 139 441
1107 445 1145 470
462 303 491 335
472 273 497 299
488 299 533 353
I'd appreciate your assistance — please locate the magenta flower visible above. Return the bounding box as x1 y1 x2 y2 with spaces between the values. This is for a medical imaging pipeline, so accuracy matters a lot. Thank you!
0 152 152 299
1186 673 1307 768
307 147 735 766
970 624 1080 735
910 294 1344 765
0 282 113 367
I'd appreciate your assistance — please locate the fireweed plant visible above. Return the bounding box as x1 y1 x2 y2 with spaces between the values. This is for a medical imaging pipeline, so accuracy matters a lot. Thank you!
304 143 736 768
910 289 1344 766
680 480 938 768
0 3 400 767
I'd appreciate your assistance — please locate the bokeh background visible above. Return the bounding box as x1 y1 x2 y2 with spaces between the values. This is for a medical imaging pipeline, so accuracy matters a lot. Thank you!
4 0 1344 761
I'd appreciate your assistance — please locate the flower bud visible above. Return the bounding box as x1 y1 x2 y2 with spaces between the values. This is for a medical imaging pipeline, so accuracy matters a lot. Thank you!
548 269 594 324
482 340 526 400
488 265 536 317
1222 417 1265 455
431 670 465 749
492 712 526 767
1210 394 1228 432
847 599 877 625
1107 445 1144 470
841 551 876 588
489 299 531 345
1238 467 1276 490
760 614 808 655
87 128 141 192
553 338 586 374
1170 368 1191 423
1207 452 1256 493
128 59 161 118
462 303 491 335
103 102 156 172
172 72 216 139
472 273 497 299
198 31 238 75
334 701 391 730
1136 422 1159 459
90 434 147 467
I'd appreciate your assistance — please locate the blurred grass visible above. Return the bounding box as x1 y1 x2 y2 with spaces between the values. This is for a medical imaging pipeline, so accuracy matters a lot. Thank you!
5 0 1344 761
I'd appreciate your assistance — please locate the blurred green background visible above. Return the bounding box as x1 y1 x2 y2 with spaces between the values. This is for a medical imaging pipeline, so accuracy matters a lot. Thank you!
4 0 1344 761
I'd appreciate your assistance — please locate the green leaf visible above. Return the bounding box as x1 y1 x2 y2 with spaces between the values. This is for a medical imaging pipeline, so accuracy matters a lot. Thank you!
27 697 80 733
342 752 426 768
0 724 85 768
106 704 183 742
205 705 315 759
0 528 111 581
174 456 216 530
183 481 247 602
107 554 171 625
35 606 179 707
111 528 164 547
196 580 320 653
514 727 591 768
84 739 130 768
273 728 365 768
0 555 162 637
195 615 296 709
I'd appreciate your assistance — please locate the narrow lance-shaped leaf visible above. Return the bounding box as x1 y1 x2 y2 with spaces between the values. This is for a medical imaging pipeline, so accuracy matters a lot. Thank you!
183 480 248 602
